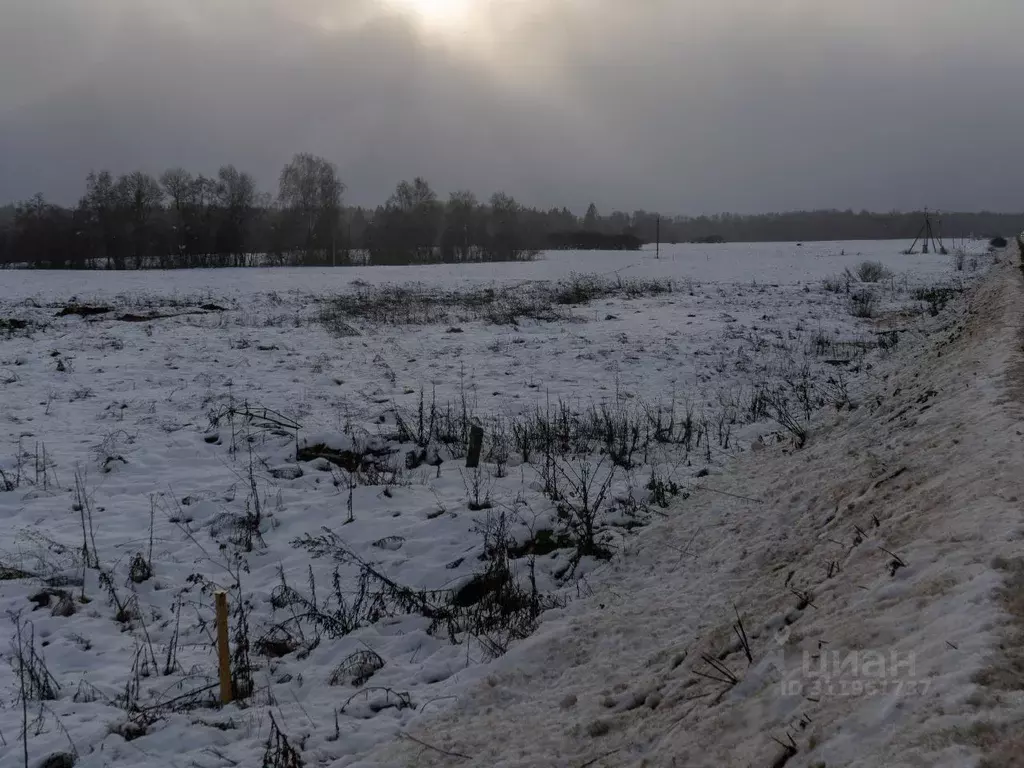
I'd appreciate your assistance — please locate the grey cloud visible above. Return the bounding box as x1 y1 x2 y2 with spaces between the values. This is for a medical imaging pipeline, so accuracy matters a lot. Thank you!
1 0 1023 213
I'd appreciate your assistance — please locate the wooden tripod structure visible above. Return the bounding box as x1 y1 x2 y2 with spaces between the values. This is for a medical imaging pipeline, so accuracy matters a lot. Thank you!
904 210 947 255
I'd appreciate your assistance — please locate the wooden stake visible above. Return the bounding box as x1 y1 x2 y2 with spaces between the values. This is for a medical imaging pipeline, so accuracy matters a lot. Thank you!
465 423 484 469
215 591 232 704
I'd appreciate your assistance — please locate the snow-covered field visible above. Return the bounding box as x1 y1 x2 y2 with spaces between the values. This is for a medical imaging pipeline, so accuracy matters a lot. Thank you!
0 240 973 303
0 240 996 767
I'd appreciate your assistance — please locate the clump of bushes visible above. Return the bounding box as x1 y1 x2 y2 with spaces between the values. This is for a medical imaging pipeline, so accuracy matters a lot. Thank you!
855 261 891 283
822 275 848 294
849 289 878 318
318 275 675 330
912 285 962 317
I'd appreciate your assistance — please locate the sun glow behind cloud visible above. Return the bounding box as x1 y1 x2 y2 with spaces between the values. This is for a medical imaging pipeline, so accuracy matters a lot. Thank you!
367 0 555 97
381 0 477 34
3 0 1023 212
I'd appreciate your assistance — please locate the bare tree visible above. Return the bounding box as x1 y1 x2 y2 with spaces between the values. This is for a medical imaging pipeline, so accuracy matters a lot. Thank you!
487 192 527 261
368 177 441 265
116 171 165 268
12 194 75 268
160 168 193 212
192 174 220 266
441 190 479 262
278 153 345 265
79 170 128 269
161 168 193 267
215 165 260 266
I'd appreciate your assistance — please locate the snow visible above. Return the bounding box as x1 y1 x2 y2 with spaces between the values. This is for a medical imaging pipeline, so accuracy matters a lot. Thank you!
0 241 970 305
0 239 1013 768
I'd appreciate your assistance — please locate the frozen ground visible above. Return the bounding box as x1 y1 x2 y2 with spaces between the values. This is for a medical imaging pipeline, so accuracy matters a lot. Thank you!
0 240 1003 768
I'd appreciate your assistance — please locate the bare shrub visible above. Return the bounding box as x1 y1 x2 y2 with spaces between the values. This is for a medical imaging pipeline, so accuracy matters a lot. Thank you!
329 649 385 687
484 417 511 478
822 275 848 294
461 466 494 511
293 526 558 658
206 401 301 457
647 466 683 508
128 553 153 584
765 388 808 448
856 260 891 282
261 563 375 654
263 712 304 768
912 285 961 317
553 459 616 569
9 612 60 701
74 469 100 571
0 466 15 492
643 393 692 446
849 289 878 318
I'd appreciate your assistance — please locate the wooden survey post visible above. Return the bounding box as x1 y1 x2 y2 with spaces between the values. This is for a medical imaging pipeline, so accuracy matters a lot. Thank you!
215 591 233 704
466 422 484 468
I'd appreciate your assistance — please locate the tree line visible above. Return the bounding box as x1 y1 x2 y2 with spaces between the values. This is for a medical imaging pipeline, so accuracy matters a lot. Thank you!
0 156 549 269
1 153 1022 269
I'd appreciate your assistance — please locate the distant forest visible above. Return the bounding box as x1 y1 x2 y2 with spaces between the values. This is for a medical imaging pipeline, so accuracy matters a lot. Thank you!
1 153 1021 269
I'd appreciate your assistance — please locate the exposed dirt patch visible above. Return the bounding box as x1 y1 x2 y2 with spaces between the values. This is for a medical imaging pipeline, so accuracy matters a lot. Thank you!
0 318 28 331
296 443 395 473
56 304 111 317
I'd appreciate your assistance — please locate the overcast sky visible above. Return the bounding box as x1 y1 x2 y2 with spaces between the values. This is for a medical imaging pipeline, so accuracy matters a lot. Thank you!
2 0 1023 214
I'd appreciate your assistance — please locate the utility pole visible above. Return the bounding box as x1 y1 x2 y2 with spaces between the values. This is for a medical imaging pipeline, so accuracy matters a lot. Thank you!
656 215 661 259
922 208 929 254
